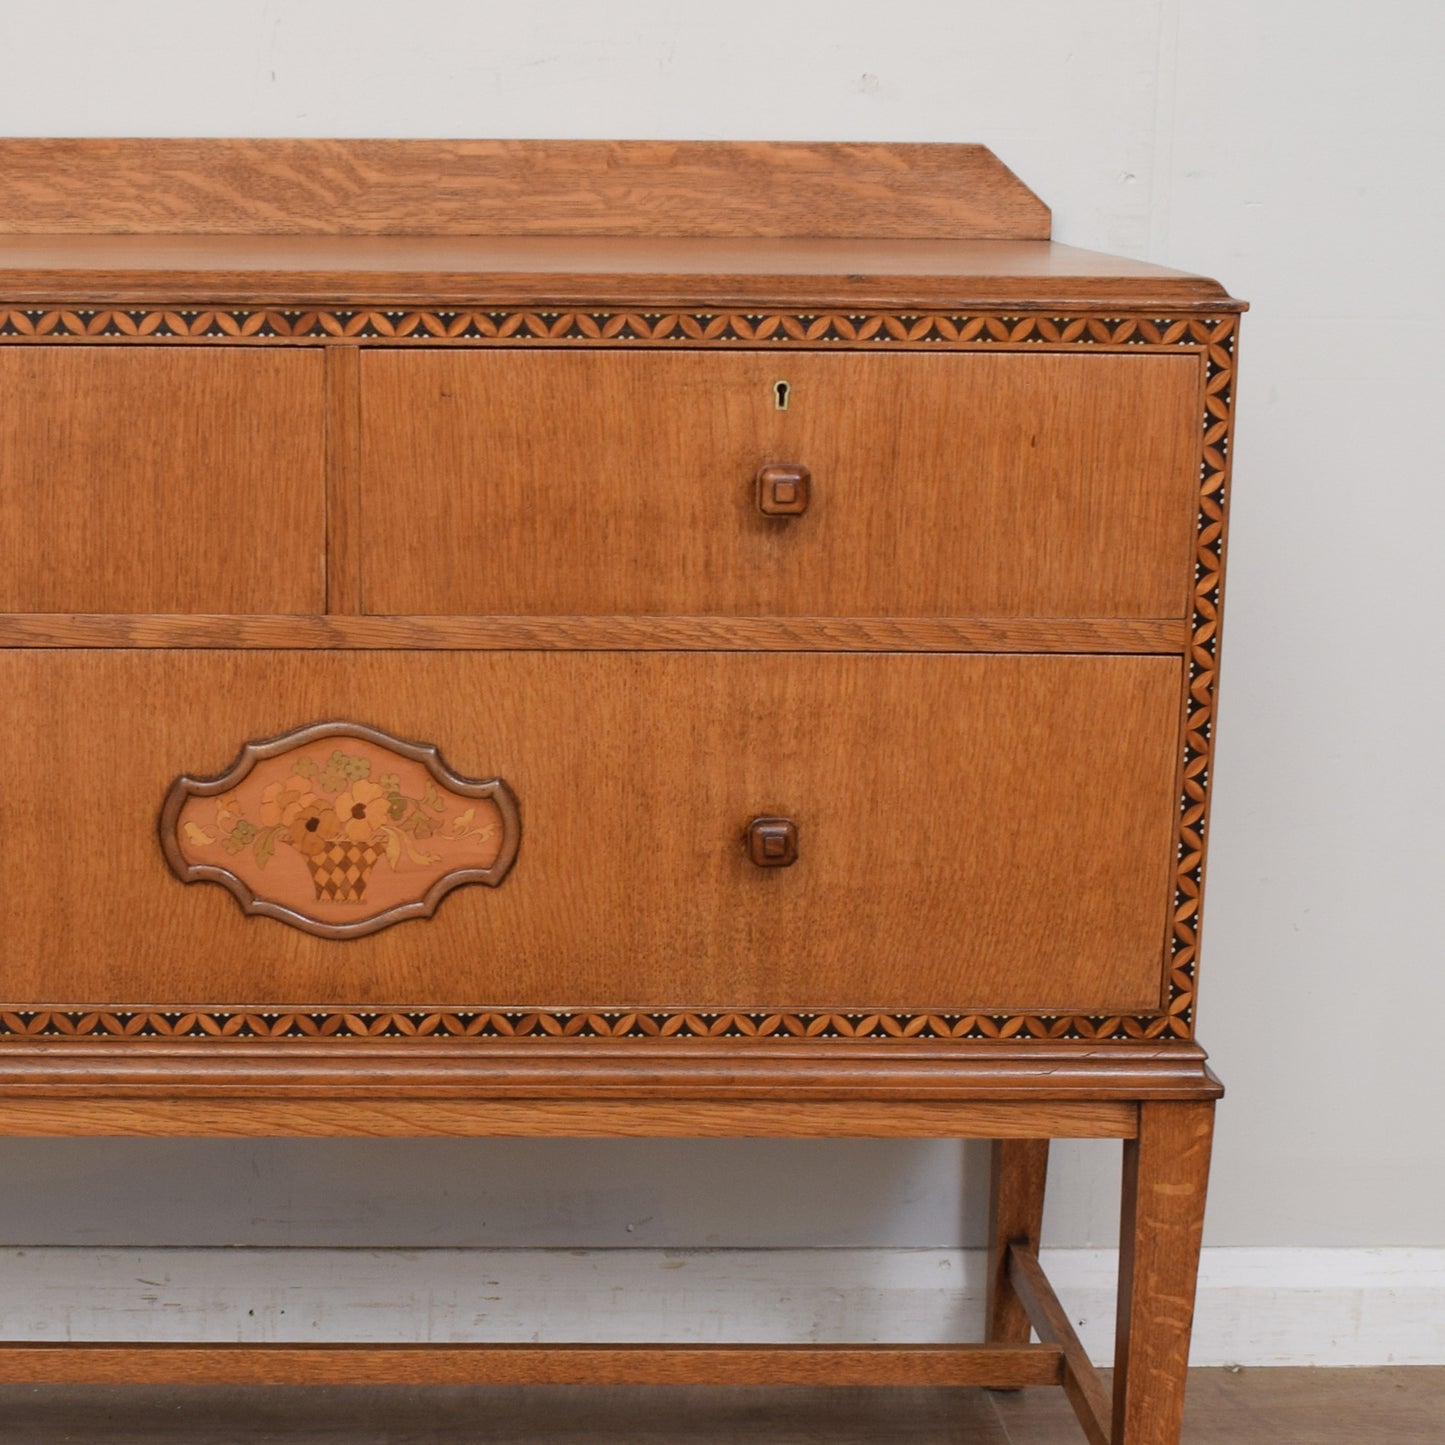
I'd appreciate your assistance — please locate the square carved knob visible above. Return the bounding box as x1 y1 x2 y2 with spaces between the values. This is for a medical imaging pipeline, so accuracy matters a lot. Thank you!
746 816 799 868
756 464 811 517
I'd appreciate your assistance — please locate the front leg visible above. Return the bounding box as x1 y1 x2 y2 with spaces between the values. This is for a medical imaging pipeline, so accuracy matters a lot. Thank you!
1112 1099 1215 1444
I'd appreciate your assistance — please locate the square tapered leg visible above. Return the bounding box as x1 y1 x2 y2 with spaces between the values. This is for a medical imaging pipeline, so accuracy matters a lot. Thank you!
986 1138 1051 1346
1112 1100 1216 1444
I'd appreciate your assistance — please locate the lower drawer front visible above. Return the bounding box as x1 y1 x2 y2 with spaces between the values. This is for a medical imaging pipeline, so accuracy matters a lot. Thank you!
0 651 1181 1015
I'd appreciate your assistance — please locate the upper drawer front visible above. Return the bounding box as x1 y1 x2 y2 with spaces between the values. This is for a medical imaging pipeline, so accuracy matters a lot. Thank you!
2 649 1179 1017
0 348 325 614
359 350 1200 619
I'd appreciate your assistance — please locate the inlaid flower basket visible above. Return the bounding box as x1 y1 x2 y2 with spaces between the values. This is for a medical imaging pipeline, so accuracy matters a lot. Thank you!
306 839 383 904
161 722 520 938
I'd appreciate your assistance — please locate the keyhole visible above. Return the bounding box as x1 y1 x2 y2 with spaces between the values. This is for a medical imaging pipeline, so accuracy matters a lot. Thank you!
774 380 790 411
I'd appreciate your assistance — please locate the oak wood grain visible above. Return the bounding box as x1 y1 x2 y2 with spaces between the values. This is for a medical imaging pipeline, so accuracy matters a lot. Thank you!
0 614 1189 653
0 1342 1063 1387
0 135 1237 1417
0 348 325 613
1008 1244 1112 1445
1113 1101 1216 1444
0 139 1048 240
0 235 1239 311
0 1042 1222 1104
0 1098 1138 1140
323 346 362 614
360 350 1201 620
986 1140 1051 1348
0 650 1182 1015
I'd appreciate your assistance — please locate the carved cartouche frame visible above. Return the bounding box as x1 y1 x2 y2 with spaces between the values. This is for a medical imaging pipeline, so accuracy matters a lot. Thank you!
159 720 521 940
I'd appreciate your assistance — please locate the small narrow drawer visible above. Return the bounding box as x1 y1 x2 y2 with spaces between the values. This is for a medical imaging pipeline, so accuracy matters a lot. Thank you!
0 347 325 614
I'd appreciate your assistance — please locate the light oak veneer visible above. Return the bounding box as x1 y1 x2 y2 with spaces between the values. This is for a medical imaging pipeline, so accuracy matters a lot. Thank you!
1 649 1180 1014
0 348 325 613
0 139 1242 1444
359 350 1200 620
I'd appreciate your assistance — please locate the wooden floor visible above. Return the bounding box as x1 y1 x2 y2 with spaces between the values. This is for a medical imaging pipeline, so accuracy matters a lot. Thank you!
0 1370 1439 1442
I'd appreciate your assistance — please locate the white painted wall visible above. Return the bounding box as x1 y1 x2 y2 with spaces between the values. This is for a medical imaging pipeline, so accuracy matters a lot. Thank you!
1 0 1442 1348
7 1247 1444 1367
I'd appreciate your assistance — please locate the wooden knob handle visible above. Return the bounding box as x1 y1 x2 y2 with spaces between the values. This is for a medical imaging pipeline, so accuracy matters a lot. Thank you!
746 816 799 867
756 464 811 517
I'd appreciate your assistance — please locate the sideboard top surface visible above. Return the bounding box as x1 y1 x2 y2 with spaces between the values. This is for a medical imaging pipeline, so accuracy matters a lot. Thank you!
0 138 1240 310
0 233 1236 310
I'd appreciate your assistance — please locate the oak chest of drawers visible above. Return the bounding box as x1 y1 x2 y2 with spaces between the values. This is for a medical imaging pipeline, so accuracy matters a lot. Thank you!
0 139 1242 1444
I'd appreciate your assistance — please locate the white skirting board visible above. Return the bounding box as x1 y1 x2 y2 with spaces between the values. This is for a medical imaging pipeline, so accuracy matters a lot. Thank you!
2 1246 1442 1368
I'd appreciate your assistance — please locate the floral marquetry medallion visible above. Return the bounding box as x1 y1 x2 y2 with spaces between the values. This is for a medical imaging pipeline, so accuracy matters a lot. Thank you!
161 722 520 939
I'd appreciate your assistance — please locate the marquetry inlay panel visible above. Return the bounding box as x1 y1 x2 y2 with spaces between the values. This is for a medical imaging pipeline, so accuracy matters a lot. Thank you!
162 722 519 940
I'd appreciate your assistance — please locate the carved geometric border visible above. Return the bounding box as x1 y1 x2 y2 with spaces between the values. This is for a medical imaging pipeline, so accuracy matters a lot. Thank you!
0 307 1237 1045
0 1003 1178 1042
0 306 1233 348
1165 320 1235 1041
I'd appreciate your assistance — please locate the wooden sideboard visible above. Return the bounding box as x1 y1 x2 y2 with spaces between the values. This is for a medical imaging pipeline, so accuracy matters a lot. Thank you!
0 139 1242 1443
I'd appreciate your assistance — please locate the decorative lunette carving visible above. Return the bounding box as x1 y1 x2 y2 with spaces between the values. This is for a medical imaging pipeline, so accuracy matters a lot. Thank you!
161 722 519 939
1164 323 1235 1041
0 307 1230 349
